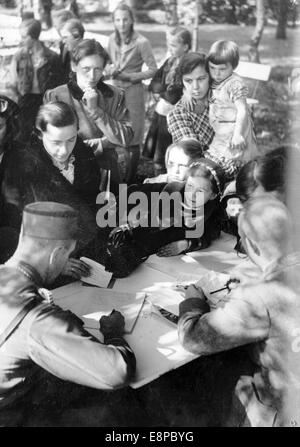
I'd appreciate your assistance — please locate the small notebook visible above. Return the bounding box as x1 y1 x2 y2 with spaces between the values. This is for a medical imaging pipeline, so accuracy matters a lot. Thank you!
80 257 112 288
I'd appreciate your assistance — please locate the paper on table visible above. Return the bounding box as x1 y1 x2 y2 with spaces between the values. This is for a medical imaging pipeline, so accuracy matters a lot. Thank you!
52 284 146 334
194 271 230 307
80 257 112 288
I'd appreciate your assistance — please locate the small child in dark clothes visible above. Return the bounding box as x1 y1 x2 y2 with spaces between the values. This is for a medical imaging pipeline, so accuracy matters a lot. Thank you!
143 27 192 175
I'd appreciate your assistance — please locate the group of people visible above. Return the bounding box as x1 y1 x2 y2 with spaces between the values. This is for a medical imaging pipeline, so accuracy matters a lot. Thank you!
1 1 300 428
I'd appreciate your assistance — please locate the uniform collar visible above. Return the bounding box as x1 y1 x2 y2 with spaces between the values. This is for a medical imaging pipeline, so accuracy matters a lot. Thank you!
16 261 44 287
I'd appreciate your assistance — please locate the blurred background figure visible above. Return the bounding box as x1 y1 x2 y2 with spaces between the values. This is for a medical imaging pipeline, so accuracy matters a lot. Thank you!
143 26 192 176
59 18 85 83
9 17 63 142
107 2 157 182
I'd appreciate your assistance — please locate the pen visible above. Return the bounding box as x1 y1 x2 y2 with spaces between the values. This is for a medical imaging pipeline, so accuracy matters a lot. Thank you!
152 304 179 325
210 279 240 295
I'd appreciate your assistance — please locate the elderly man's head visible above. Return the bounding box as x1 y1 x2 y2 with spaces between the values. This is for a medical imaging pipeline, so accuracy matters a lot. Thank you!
238 195 293 269
36 102 78 166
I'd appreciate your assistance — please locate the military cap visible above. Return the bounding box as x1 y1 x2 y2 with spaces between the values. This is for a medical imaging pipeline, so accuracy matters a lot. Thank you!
22 202 78 240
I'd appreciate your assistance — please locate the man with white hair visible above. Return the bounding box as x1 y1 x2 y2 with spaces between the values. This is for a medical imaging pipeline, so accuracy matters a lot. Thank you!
178 195 300 426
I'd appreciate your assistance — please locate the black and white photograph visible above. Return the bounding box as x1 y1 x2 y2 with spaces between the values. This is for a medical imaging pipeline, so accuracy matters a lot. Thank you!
1 0 300 434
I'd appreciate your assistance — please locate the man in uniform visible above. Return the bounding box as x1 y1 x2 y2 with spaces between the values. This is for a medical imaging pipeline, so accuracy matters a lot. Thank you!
0 201 136 426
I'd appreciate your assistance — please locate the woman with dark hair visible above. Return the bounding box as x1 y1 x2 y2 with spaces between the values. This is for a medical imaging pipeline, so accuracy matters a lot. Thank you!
0 95 20 263
221 146 289 253
235 146 288 204
45 38 134 191
2 101 102 275
107 2 157 181
167 52 214 151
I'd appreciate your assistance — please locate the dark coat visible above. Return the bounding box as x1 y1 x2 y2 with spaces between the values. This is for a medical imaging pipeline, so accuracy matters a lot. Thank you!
149 57 183 105
119 181 222 256
1 134 100 250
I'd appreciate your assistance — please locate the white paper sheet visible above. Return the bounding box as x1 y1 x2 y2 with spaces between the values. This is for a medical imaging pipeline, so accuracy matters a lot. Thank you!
52 285 146 334
80 257 113 288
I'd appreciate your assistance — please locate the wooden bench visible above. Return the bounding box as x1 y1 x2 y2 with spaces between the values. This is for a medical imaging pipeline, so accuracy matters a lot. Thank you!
234 60 272 106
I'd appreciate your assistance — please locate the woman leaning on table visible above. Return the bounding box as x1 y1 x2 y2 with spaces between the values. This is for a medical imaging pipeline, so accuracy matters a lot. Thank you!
106 2 157 181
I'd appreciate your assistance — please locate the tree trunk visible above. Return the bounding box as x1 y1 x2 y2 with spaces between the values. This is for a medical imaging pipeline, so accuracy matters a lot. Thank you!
248 0 265 63
162 0 178 26
192 0 200 51
276 0 288 39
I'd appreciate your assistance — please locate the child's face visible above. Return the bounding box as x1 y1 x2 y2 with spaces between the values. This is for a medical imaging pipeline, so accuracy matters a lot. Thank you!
182 65 210 100
208 62 233 83
167 147 190 182
167 34 188 58
185 175 215 207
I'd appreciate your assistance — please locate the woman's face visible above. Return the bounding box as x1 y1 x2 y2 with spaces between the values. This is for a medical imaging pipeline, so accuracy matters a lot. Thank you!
42 123 77 165
0 116 7 147
60 26 80 51
167 34 188 58
74 54 105 90
185 175 214 207
166 146 190 182
182 65 210 100
113 9 133 36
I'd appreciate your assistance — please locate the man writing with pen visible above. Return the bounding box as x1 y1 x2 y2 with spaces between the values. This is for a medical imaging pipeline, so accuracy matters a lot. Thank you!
177 195 300 427
0 201 136 427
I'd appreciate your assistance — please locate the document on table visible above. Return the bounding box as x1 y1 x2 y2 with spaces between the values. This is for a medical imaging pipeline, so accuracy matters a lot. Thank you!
80 257 113 288
52 284 146 334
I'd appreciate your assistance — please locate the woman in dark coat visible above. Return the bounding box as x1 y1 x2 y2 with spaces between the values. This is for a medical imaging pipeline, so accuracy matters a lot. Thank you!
2 101 102 271
0 95 21 263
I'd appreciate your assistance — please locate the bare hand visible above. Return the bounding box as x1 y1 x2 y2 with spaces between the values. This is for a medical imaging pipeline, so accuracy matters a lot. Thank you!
84 138 103 154
157 240 189 257
100 309 125 338
181 92 194 111
62 258 91 279
226 198 243 218
152 93 160 102
185 284 206 300
82 88 99 112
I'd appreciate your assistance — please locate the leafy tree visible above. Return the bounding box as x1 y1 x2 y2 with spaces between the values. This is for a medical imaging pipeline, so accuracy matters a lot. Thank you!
276 0 288 39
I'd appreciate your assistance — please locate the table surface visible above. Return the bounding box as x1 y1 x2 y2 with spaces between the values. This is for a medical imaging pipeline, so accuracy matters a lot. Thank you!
52 232 253 389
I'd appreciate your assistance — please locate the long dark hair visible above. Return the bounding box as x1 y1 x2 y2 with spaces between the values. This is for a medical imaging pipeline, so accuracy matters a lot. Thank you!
169 52 208 91
0 95 20 152
236 146 289 203
113 2 135 46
